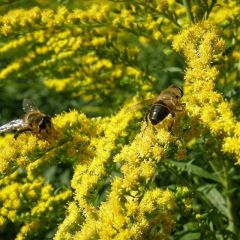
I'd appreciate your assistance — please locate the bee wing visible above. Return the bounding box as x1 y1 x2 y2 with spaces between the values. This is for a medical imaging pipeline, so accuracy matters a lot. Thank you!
0 119 25 133
125 98 155 112
22 99 39 113
155 94 172 102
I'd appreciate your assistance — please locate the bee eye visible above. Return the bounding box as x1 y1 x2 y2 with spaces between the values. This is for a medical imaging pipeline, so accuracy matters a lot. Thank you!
39 118 45 129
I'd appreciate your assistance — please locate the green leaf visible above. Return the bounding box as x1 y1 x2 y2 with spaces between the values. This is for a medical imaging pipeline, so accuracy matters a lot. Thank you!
198 184 228 217
167 160 220 183
176 232 200 240
163 67 183 73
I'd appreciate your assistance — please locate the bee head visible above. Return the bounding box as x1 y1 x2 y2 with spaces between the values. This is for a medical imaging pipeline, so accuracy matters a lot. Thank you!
38 115 52 133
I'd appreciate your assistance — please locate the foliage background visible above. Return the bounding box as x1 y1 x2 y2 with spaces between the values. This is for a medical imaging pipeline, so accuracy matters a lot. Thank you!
0 0 240 239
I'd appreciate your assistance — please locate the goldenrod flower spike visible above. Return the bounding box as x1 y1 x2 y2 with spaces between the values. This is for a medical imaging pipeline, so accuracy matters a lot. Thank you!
173 22 240 164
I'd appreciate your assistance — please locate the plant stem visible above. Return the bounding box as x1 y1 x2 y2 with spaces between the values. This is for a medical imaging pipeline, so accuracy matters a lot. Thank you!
223 160 239 236
206 0 217 19
182 0 194 23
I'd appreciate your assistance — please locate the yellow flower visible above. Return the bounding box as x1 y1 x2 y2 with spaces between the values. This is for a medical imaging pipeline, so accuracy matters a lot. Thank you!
0 216 6 226
91 37 106 46
126 67 141 78
153 31 162 40
195 213 202 220
95 59 113 70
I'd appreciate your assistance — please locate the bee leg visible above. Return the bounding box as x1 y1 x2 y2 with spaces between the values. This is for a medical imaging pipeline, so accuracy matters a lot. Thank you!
14 131 19 139
14 128 32 139
169 113 175 132
175 103 186 111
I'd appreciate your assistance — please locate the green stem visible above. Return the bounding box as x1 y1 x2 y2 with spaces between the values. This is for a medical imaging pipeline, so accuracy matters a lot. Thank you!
222 160 239 235
206 0 217 19
182 0 195 23
209 157 239 236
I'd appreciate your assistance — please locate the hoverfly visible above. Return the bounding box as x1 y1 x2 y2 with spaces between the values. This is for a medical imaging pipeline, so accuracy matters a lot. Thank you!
128 84 184 131
0 99 52 139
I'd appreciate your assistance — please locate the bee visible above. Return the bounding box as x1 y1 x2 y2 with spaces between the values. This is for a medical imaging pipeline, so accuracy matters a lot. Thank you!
0 99 52 139
129 84 184 131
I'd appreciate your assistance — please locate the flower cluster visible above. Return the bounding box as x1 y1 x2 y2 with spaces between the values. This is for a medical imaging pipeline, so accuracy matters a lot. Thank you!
55 108 178 239
0 171 71 240
0 4 153 103
173 22 240 165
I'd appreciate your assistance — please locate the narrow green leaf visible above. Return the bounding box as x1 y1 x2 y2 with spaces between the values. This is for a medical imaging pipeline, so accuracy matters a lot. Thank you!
198 184 228 217
167 160 220 182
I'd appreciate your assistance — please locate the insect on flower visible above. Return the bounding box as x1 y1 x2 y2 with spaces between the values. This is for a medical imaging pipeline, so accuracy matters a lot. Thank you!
0 99 52 139
128 84 185 131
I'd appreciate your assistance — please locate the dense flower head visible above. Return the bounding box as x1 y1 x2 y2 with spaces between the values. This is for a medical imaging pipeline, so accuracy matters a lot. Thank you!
173 22 240 164
0 171 71 239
